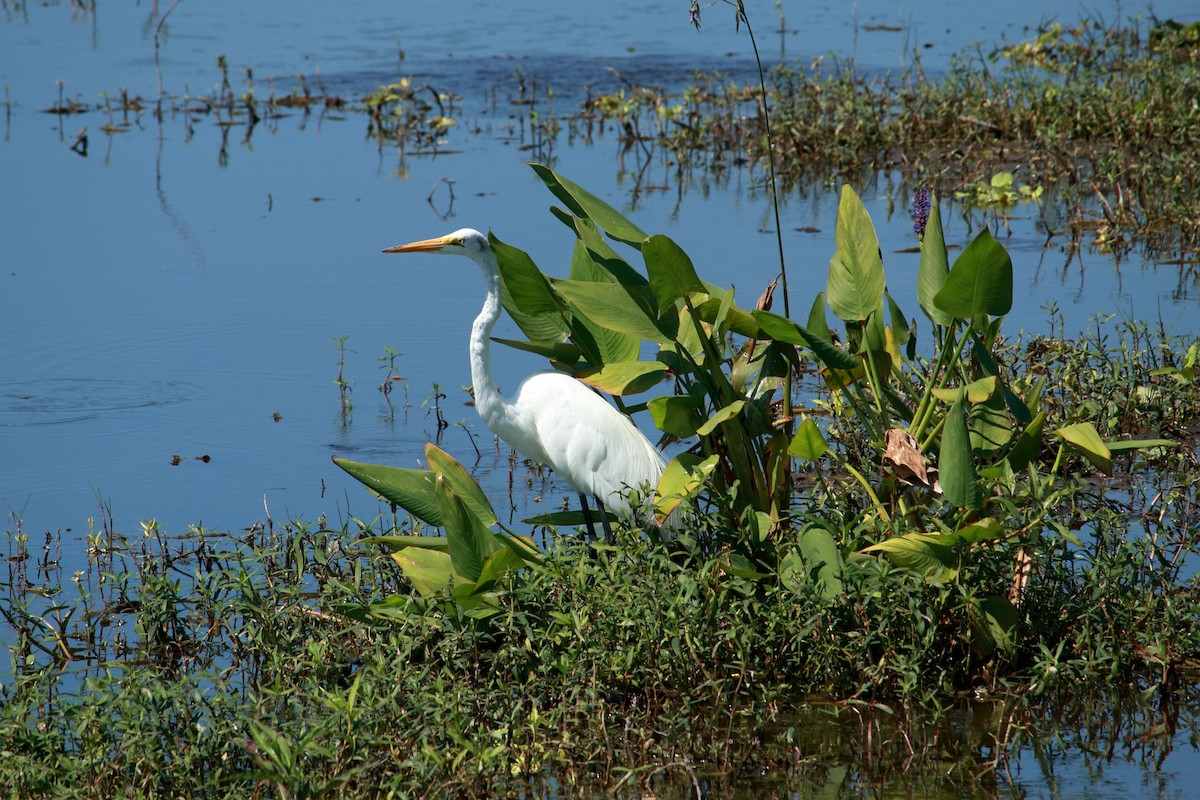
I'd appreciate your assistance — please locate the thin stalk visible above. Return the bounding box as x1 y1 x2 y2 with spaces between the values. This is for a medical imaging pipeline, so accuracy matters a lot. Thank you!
734 1 795 435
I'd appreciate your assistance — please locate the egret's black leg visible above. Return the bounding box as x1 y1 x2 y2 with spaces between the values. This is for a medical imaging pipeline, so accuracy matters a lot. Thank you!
594 495 615 545
578 493 599 541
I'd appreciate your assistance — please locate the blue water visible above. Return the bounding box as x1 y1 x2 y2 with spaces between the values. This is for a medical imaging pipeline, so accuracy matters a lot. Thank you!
1 0 1196 539
2 1 1199 795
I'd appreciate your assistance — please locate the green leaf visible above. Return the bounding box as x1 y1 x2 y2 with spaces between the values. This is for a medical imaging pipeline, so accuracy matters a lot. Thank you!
694 297 764 338
490 234 571 344
788 417 828 460
933 228 1013 318
523 510 588 527
932 375 999 404
568 239 641 364
489 233 564 315
885 290 912 346
425 443 498 527
724 551 771 581
1106 438 1177 454
331 456 440 526
951 517 1003 546
752 310 859 370
642 234 706 311
435 477 499 582
648 392 705 438
696 400 745 436
474 546 527 591
860 532 958 579
1007 411 1045 471
970 595 1019 659
806 292 832 343
654 453 718 518
826 185 886 322
939 398 982 509
970 393 1013 455
917 194 953 326
492 337 582 363
553 210 649 286
389 547 463 597
797 525 844 599
553 279 672 343
360 534 449 552
529 163 647 247
1053 422 1112 474
576 360 669 395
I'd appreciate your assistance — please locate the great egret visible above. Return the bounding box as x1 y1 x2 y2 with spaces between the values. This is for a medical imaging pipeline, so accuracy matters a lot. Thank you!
383 228 667 543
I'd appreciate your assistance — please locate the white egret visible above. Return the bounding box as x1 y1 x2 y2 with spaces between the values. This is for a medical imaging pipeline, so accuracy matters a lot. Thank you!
383 228 667 543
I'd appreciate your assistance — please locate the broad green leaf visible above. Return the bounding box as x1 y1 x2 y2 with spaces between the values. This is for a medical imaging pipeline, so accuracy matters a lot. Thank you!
933 228 1013 318
474 546 527 591
489 233 564 315
1053 422 1111 474
797 525 844 599
788 417 828 460
696 400 745 436
917 194 953 326
435 477 499 582
806 292 832 343
724 551 771 581
1007 411 1045 471
552 210 648 286
969 330 1033 425
951 517 1003 546
529 163 647 247
491 235 571 344
1106 438 1177 454
568 238 641 364
331 456 440 526
492 337 582 363
970 393 1013 455
695 297 764 338
932 375 999 404
654 453 718 518
826 185 886 322
752 310 859 370
425 443 497 527
643 234 706 310
885 290 912 346
553 279 672 343
523 510 587 526
970 595 1019 659
361 534 449 552
576 360 668 395
939 398 982 509
860 532 958 579
390 547 464 597
647 392 705 437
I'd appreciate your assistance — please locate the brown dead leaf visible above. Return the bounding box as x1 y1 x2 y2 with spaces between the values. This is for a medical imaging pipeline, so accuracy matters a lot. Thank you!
883 428 931 487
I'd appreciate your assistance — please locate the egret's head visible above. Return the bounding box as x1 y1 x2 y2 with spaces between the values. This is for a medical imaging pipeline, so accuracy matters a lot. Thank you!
382 228 490 258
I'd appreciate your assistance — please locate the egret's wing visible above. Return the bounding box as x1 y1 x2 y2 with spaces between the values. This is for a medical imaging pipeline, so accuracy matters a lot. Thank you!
513 372 664 515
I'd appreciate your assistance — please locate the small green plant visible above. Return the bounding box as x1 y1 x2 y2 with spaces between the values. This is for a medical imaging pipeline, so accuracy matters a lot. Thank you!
331 335 352 415
954 171 1043 211
333 443 541 621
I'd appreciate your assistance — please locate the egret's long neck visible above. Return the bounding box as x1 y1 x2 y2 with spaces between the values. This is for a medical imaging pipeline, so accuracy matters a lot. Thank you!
469 254 509 428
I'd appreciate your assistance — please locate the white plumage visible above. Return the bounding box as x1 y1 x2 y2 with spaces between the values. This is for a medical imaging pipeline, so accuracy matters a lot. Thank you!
384 228 666 536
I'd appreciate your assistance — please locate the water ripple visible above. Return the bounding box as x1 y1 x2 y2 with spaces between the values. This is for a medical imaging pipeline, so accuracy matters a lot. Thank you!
0 378 202 426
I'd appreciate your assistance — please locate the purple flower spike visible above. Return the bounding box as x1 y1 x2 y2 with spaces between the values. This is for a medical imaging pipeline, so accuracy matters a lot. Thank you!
912 187 931 240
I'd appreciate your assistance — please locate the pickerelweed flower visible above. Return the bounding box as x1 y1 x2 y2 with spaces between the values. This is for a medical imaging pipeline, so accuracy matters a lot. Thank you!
912 187 931 240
